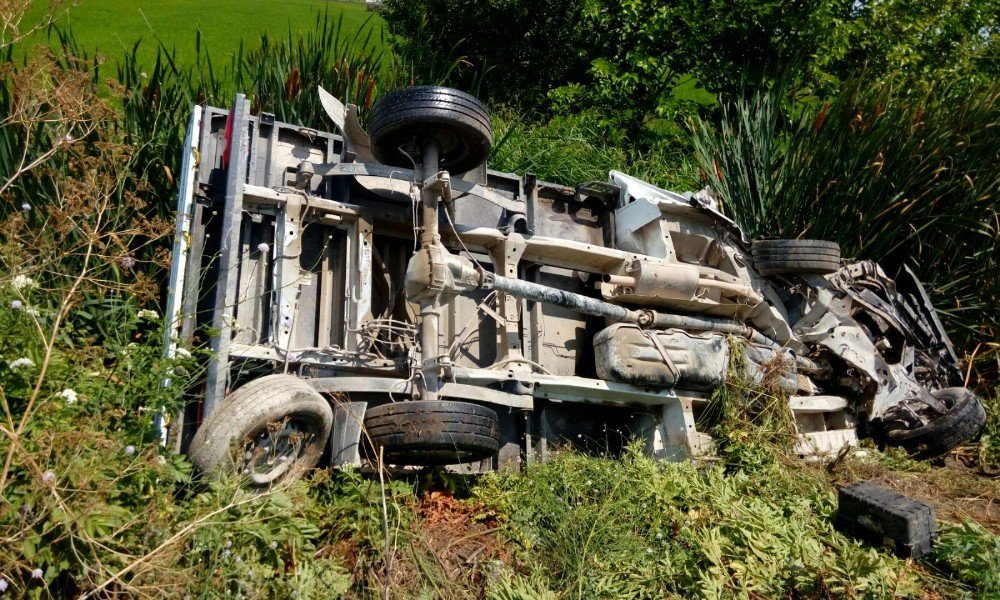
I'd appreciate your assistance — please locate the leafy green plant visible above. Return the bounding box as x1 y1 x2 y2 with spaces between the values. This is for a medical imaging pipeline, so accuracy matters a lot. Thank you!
490 108 700 190
487 572 558 600
0 295 195 597
934 521 1000 595
696 338 798 472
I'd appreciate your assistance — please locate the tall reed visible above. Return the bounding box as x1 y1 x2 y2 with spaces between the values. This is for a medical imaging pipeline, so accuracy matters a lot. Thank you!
693 80 1000 362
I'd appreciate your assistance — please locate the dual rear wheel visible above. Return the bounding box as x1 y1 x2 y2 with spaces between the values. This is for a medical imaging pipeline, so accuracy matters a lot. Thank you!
190 87 501 485
189 375 500 486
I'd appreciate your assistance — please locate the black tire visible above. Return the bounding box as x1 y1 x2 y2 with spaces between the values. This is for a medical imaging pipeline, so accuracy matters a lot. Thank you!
189 375 333 486
751 239 841 276
886 387 987 459
363 400 500 466
368 86 492 173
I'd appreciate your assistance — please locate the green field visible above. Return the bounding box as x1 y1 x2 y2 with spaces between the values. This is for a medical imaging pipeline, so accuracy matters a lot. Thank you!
28 0 382 68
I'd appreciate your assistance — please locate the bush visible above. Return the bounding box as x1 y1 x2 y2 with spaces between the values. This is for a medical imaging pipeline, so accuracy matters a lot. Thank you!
490 108 700 190
380 0 593 108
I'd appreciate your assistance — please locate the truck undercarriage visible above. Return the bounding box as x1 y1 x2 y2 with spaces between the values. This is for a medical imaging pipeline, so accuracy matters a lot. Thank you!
165 87 986 484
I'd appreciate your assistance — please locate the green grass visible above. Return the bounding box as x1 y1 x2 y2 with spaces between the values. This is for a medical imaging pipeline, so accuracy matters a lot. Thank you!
26 0 382 67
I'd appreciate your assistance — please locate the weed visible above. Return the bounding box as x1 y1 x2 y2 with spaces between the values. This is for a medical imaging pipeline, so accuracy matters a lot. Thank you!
486 572 558 600
490 108 700 191
934 521 1000 596
476 446 947 599
698 338 798 472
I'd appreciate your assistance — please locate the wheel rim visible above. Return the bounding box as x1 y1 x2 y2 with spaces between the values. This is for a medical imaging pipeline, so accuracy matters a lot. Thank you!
241 417 315 486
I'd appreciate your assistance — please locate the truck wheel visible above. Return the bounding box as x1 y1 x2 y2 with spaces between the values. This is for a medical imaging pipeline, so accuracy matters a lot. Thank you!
886 387 987 459
751 239 841 276
363 400 500 466
368 86 492 174
189 375 333 486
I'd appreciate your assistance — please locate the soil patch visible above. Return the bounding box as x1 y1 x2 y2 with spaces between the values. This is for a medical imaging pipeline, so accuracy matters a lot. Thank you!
386 490 510 596
416 490 509 578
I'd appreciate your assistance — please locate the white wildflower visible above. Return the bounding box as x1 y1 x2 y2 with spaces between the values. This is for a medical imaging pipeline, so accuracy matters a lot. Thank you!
24 307 39 317
11 274 36 290
137 309 159 320
8 357 35 371
10 300 22 310
174 347 192 359
60 388 78 404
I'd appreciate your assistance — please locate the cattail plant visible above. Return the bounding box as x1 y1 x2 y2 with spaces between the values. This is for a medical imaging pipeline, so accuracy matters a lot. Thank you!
693 79 1000 372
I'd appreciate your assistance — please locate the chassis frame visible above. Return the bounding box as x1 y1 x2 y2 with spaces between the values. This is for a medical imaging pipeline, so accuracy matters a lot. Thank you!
164 93 979 474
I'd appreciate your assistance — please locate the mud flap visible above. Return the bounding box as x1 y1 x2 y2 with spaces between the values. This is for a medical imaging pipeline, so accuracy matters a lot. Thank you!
328 401 368 467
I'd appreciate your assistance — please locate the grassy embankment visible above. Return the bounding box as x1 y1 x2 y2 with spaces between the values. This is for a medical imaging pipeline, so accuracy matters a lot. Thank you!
0 3 998 598
24 0 381 67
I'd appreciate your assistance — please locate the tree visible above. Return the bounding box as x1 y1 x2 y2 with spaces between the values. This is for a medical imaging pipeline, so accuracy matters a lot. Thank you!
381 0 595 107
829 0 999 87
382 0 999 112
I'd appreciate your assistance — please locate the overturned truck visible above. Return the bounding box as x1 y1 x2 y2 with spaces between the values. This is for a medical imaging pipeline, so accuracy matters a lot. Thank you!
164 87 986 485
